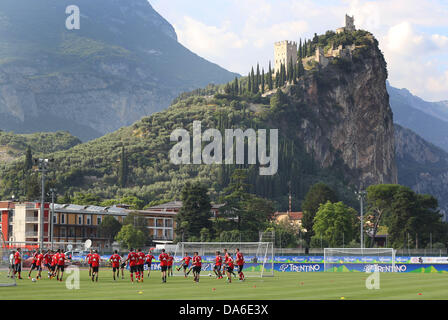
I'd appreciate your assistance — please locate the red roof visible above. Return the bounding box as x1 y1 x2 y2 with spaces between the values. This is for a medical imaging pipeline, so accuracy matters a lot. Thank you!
273 211 303 220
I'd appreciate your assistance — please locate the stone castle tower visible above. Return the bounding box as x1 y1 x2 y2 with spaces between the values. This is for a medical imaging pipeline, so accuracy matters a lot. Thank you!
337 14 356 34
274 40 297 74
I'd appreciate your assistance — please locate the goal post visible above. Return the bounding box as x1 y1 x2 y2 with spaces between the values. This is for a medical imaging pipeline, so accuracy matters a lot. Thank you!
172 242 274 277
324 248 396 272
0 231 16 287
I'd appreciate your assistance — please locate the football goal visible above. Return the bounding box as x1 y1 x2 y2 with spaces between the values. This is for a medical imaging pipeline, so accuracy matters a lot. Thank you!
0 231 16 286
324 248 396 272
172 242 274 277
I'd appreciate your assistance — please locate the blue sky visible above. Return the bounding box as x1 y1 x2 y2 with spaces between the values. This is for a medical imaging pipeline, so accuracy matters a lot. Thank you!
151 0 448 101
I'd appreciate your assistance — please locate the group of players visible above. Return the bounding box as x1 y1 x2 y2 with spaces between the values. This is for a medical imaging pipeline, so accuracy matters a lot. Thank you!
9 246 246 284
9 248 71 282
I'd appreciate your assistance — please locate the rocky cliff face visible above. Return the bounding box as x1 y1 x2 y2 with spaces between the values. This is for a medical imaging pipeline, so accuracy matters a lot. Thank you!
0 0 238 141
279 38 397 188
395 124 448 216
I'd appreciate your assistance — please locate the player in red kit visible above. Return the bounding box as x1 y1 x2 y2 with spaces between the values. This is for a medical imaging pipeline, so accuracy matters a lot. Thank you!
177 252 192 278
167 252 174 277
225 253 235 283
43 250 52 277
124 248 138 283
86 249 93 277
13 248 22 279
56 249 67 282
90 250 100 282
136 248 145 282
145 251 155 278
192 252 202 283
223 248 236 278
159 249 169 283
109 250 121 281
27 250 39 279
214 251 223 279
36 250 44 280
50 251 58 279
235 248 245 281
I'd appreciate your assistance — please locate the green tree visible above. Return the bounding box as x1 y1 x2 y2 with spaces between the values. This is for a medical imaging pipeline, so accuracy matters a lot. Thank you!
176 182 212 241
115 224 146 250
301 182 338 242
261 69 265 94
25 146 33 171
118 146 128 188
233 77 239 95
99 215 122 245
72 192 101 205
366 184 401 247
312 201 358 247
268 61 273 90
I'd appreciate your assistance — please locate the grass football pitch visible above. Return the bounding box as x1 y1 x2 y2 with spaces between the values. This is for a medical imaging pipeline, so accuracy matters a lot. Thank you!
1 269 448 300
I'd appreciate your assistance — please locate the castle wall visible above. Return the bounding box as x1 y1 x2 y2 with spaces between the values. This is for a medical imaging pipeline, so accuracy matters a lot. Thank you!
274 41 297 74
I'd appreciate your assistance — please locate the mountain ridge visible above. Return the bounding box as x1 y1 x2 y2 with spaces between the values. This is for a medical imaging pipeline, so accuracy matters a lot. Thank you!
0 0 238 141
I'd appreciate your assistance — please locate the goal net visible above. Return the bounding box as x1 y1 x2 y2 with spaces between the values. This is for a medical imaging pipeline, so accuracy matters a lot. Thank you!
0 231 16 286
324 248 396 272
172 242 274 277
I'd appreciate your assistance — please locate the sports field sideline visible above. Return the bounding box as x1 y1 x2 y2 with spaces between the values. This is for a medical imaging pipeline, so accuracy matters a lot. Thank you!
1 270 448 300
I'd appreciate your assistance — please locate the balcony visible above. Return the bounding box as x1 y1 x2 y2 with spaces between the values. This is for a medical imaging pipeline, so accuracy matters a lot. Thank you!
25 231 38 237
25 217 39 223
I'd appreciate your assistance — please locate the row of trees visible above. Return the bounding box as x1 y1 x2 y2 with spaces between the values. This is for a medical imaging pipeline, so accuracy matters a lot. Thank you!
301 183 448 249
175 169 274 242
223 58 306 98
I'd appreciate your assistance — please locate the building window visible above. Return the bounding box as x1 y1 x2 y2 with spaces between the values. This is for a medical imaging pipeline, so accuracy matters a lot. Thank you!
53 214 58 224
97 216 102 225
77 215 83 225
61 214 66 224
86 215 91 225
60 227 66 237
68 227 75 237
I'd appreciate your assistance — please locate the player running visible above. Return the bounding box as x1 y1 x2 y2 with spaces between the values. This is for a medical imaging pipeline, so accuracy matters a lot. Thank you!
225 253 235 283
50 250 58 279
13 248 22 279
43 250 52 277
159 249 169 283
86 249 93 277
167 252 174 277
235 248 245 281
35 250 44 280
124 248 138 283
213 251 223 279
177 252 192 278
90 250 101 282
223 248 236 278
145 251 155 278
109 250 121 281
27 250 39 279
192 252 202 283
56 249 67 282
120 260 127 279
137 248 146 282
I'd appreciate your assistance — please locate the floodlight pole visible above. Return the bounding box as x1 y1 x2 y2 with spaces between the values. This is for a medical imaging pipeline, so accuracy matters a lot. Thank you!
50 188 57 250
356 190 367 249
36 158 52 250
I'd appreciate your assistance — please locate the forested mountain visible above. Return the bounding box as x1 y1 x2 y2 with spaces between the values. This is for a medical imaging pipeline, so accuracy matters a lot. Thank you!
0 0 238 141
0 30 397 212
0 130 80 164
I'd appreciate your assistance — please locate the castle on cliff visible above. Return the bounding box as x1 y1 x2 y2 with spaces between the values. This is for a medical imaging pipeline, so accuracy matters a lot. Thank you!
274 14 356 72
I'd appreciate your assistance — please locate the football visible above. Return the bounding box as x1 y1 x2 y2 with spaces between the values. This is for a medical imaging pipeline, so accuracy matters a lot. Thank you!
31 278 37 282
